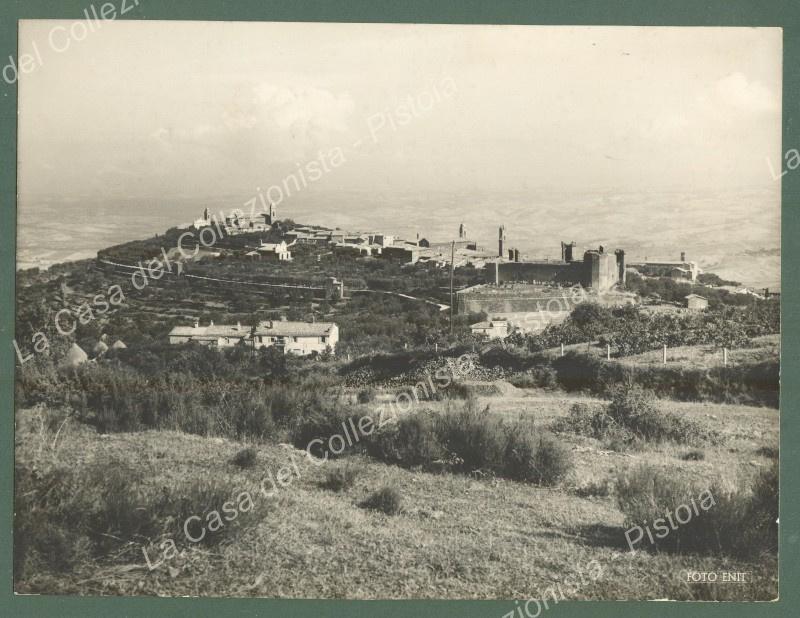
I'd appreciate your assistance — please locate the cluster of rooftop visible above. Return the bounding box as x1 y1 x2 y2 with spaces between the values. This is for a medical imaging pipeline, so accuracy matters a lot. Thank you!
167 319 338 356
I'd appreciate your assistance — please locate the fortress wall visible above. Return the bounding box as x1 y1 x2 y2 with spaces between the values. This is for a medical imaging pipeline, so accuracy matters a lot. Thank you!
492 261 589 286
456 283 580 315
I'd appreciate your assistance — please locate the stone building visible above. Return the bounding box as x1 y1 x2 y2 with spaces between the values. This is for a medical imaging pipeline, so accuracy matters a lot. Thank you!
491 244 624 292
685 294 708 311
168 319 338 355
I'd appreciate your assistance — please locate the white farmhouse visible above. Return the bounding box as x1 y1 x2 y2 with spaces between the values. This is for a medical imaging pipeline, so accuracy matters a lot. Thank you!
168 319 338 356
252 320 338 356
470 319 510 340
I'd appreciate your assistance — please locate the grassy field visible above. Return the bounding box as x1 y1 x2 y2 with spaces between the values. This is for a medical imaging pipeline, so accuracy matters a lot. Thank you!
15 385 778 600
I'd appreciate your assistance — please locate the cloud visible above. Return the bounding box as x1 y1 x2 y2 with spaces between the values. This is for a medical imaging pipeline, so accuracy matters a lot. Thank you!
149 82 355 164
714 72 778 112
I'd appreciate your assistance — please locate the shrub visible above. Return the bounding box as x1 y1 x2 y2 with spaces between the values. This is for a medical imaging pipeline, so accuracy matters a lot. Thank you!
360 486 403 515
528 433 573 486
290 402 365 459
361 400 573 486
616 462 778 557
231 447 258 469
604 385 719 446
365 413 444 468
681 449 705 461
320 463 360 492
755 445 778 459
508 366 558 389
553 402 596 436
574 479 611 498
14 461 263 581
156 477 259 546
357 388 377 404
504 427 572 486
434 398 507 474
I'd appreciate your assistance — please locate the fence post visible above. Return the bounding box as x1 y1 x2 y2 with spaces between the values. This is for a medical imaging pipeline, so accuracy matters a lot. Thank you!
561 343 564 357
607 344 610 360
662 344 667 364
723 347 728 366
435 343 438 353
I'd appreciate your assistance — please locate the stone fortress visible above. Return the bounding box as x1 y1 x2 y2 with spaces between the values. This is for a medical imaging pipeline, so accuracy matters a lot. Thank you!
492 228 625 291
456 226 634 332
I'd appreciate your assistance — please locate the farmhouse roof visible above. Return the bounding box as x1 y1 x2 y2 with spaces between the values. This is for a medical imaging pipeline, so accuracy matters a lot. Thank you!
470 320 507 330
169 324 251 338
685 294 707 300
111 339 127 349
253 320 336 337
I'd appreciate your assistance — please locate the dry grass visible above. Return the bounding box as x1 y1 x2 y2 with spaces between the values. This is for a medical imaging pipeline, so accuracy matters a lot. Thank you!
13 391 778 600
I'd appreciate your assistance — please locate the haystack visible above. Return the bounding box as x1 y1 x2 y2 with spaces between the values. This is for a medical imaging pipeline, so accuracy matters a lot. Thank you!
62 343 88 368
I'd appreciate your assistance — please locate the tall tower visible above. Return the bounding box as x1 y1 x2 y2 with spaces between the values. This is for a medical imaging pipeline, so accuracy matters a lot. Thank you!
267 203 277 225
615 249 626 285
459 223 466 240
561 241 576 262
203 207 209 221
498 225 506 258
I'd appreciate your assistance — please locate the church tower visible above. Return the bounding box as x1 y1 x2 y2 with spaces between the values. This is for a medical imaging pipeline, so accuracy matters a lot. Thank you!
498 225 506 258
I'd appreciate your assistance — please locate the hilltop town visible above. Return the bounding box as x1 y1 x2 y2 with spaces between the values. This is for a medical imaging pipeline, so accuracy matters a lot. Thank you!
14 202 765 363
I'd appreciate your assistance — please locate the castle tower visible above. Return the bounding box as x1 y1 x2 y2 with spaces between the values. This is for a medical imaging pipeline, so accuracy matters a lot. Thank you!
498 225 506 258
615 249 626 285
560 241 576 262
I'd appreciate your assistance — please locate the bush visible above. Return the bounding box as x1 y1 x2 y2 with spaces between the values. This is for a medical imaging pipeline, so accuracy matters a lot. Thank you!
320 463 360 492
434 398 507 474
602 385 719 446
357 388 377 404
553 402 596 436
14 461 262 581
755 445 778 459
527 433 573 486
231 447 258 469
290 402 366 459
360 486 403 515
504 427 572 486
573 479 611 498
365 413 444 468
361 399 574 486
681 449 705 461
616 462 778 557
508 366 558 389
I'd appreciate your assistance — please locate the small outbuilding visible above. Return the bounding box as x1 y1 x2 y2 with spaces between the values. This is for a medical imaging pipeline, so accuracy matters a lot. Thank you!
685 294 708 311
111 339 127 350
470 319 510 340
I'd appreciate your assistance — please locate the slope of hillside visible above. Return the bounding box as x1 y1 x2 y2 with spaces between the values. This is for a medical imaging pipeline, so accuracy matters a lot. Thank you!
15 390 778 601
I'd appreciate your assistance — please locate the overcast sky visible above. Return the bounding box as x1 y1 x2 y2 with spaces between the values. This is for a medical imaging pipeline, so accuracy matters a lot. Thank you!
18 22 782 199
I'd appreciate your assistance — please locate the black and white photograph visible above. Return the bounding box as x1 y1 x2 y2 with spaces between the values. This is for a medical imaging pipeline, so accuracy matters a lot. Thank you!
13 19 780 602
